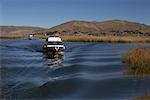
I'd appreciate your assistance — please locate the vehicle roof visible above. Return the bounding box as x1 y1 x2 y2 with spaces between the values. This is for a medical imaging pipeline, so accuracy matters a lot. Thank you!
47 37 62 42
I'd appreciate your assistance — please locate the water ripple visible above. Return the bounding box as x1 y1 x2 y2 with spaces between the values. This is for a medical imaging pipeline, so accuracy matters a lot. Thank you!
1 39 150 99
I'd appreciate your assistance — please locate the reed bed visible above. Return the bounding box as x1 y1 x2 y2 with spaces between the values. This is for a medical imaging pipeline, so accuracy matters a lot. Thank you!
135 95 150 100
60 35 150 43
0 35 29 39
0 35 48 39
0 35 150 43
122 46 150 76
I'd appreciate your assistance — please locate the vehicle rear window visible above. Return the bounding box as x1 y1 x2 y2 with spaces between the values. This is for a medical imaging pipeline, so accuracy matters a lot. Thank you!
48 42 63 45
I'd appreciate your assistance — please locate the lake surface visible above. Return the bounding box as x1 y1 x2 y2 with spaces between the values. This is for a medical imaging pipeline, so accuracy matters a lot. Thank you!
0 39 150 99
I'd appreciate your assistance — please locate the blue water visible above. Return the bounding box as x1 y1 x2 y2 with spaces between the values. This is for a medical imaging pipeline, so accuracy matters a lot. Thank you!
0 38 150 99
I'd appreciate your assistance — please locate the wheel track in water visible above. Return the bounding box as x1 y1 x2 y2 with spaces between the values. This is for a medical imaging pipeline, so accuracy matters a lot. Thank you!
1 39 150 99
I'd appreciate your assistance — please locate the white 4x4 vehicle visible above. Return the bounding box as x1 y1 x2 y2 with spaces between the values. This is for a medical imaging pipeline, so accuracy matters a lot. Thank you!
43 37 65 53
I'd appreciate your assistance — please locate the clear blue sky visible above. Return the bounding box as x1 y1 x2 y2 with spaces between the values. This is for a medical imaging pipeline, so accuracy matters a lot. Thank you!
0 0 150 28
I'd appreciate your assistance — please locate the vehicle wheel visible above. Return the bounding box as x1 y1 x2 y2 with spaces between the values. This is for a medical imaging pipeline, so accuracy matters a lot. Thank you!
43 45 46 49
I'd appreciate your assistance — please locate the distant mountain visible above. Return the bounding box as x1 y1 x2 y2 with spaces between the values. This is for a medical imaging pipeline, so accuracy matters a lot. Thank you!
45 20 150 36
0 26 46 35
1 20 150 36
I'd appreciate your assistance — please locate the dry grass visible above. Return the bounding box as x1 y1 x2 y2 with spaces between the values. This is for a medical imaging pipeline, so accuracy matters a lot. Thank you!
0 35 48 39
135 95 150 100
0 35 150 43
0 35 28 39
60 35 150 43
122 46 150 76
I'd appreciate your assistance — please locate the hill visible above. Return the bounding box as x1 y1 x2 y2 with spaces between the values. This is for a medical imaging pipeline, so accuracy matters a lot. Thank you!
1 20 150 36
45 20 150 36
0 26 46 36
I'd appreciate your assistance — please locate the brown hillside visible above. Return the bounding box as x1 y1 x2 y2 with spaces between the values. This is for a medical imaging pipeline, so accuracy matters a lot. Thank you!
0 26 46 36
46 20 150 36
1 20 150 36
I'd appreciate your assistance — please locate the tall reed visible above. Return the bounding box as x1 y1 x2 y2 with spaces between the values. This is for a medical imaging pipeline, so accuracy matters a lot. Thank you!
122 46 150 76
60 35 150 43
1 35 150 43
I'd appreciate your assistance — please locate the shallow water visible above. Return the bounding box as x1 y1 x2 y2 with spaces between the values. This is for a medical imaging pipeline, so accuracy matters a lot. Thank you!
0 39 150 99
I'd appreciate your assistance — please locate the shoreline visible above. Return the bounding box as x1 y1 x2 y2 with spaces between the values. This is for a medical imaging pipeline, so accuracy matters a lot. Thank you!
0 35 150 43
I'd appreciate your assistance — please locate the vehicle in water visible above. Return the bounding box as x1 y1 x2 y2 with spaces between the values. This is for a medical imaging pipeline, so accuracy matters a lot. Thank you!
28 34 33 40
43 37 65 55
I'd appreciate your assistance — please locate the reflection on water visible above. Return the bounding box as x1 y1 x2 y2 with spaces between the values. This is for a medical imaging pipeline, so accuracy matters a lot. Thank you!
43 51 64 68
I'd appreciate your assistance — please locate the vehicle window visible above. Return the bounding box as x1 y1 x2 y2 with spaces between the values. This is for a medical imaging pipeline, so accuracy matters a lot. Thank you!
48 42 63 45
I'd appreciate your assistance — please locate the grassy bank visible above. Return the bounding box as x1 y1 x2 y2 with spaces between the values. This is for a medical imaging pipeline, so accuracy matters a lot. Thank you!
122 46 150 76
0 35 48 39
0 35 150 43
61 35 150 43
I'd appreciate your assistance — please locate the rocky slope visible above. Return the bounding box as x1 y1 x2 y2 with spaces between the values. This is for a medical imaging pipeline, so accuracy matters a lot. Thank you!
45 20 150 36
